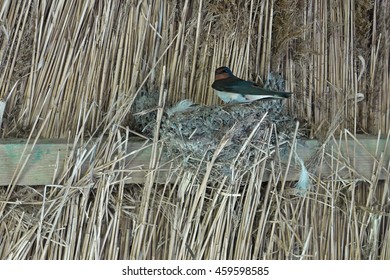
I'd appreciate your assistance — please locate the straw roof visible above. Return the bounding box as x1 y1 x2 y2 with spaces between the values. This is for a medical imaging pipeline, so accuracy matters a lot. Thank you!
0 0 389 260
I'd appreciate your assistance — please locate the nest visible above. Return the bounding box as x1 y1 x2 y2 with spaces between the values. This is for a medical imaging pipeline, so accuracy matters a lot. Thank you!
133 73 304 181
161 101 298 178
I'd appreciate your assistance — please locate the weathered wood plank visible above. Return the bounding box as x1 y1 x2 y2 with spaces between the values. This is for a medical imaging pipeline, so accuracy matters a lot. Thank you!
0 138 155 186
286 135 390 182
0 138 70 185
0 135 388 185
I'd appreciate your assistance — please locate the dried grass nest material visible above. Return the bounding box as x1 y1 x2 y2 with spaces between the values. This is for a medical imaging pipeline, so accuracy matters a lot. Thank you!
161 100 298 172
133 72 305 177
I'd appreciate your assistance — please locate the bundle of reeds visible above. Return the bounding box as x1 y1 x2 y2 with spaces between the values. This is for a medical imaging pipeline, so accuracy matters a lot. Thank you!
0 0 389 260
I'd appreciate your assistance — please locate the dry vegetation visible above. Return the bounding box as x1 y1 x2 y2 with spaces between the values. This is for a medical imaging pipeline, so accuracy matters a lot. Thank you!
0 0 389 259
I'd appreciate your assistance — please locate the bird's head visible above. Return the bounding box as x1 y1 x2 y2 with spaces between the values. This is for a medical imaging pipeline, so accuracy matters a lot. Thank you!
214 66 234 80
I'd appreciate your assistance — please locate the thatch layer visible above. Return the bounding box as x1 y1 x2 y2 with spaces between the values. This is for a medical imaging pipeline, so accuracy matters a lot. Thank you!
0 0 388 137
0 0 389 260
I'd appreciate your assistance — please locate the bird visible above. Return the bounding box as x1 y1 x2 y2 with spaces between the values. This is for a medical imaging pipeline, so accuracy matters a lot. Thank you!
211 66 292 103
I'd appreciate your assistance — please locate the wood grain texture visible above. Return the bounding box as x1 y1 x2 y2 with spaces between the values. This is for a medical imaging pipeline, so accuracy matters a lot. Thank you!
0 135 388 185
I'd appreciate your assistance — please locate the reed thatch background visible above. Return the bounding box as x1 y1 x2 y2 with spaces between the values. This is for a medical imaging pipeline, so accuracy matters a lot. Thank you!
0 0 389 259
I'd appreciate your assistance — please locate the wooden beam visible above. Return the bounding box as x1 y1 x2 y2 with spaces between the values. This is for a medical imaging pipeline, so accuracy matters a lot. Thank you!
285 135 389 182
0 138 154 186
0 135 388 186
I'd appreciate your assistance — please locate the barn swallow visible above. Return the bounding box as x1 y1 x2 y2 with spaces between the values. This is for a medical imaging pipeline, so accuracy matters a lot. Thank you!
211 66 292 103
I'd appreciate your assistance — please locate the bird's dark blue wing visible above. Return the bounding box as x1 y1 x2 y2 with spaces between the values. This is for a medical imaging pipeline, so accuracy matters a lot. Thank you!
213 77 291 97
